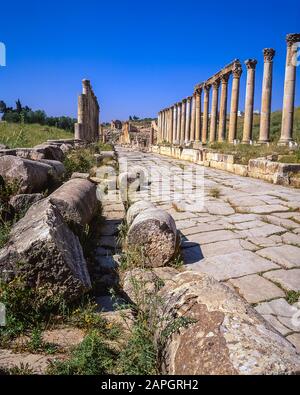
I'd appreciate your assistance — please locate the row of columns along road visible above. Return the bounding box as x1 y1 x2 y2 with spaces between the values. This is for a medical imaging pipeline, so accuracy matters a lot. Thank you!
158 33 300 146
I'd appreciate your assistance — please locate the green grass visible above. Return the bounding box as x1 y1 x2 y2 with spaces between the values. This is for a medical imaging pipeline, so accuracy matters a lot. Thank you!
0 122 73 148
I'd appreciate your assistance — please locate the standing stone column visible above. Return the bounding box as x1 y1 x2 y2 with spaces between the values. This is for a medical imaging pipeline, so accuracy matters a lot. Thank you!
185 97 192 143
242 59 257 144
163 110 166 142
209 79 220 143
202 84 211 144
279 33 300 144
218 73 230 142
180 99 187 144
259 49 276 143
157 112 162 142
228 63 242 143
169 107 174 143
190 94 196 142
173 104 177 144
195 88 202 142
176 102 182 143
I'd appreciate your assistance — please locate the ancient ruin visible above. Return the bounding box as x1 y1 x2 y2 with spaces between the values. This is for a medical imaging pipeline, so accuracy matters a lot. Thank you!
74 79 100 142
158 33 300 146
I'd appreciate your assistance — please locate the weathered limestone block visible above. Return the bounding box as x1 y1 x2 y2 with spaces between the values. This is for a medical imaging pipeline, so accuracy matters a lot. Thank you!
9 193 44 213
15 148 46 161
49 178 97 228
127 208 177 267
34 144 64 162
59 143 73 153
38 159 65 182
122 267 179 305
0 155 52 193
0 149 17 157
126 200 155 226
155 271 300 375
181 149 199 163
0 144 8 150
118 166 148 201
0 199 91 300
248 158 300 185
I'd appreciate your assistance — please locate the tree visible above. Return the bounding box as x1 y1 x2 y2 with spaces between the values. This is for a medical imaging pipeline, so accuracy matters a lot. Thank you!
0 100 7 114
16 99 22 114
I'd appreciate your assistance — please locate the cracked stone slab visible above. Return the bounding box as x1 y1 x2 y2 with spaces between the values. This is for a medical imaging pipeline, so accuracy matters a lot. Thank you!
257 245 300 269
237 224 286 238
187 230 241 245
287 334 300 353
261 315 291 336
188 251 279 281
228 274 285 304
263 269 300 292
255 298 298 318
245 205 290 214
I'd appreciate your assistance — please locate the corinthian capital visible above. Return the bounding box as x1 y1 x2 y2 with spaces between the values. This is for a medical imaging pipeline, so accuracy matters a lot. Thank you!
203 84 211 93
232 63 242 78
245 59 258 69
212 79 220 89
286 33 300 47
263 48 276 62
220 72 230 83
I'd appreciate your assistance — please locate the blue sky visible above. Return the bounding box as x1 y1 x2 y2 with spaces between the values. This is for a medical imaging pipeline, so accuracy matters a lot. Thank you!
0 0 299 122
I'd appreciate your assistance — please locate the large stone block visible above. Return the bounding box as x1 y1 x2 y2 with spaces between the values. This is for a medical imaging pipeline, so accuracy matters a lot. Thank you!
34 144 64 162
0 155 52 193
127 208 177 267
49 178 97 228
155 271 300 375
0 199 91 300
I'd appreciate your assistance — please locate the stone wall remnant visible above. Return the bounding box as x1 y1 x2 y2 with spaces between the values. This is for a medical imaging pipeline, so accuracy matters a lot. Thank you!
75 79 100 143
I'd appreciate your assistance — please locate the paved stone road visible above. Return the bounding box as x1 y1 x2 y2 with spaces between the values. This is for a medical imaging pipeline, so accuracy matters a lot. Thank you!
117 147 300 353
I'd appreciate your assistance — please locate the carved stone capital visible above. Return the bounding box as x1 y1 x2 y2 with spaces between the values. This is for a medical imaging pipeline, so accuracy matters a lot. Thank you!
232 64 243 78
195 87 202 95
182 98 187 103
203 84 211 93
245 59 258 69
220 73 230 83
263 48 275 62
286 33 300 47
212 79 220 89
186 96 192 102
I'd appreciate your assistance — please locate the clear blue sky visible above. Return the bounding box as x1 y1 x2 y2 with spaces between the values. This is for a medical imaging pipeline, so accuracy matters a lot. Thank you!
0 0 299 122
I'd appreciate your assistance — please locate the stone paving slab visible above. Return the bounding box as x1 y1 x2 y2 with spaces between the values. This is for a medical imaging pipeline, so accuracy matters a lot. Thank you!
287 334 300 353
187 229 241 245
257 245 300 269
237 224 286 238
188 251 279 281
255 298 298 318
263 269 300 291
228 274 285 304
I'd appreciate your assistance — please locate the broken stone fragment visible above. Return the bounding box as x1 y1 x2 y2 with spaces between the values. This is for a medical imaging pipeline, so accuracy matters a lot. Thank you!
127 208 177 267
9 193 44 213
34 144 64 162
0 155 52 193
49 178 98 228
0 199 91 301
155 271 300 375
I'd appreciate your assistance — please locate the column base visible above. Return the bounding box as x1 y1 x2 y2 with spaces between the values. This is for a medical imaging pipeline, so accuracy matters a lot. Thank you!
278 139 296 147
257 140 270 145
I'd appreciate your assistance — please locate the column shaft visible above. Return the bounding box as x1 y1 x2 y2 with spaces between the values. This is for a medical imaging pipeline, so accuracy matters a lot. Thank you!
209 80 220 143
202 85 210 144
280 33 300 144
190 95 196 141
176 103 182 142
185 97 192 143
180 100 187 144
242 59 257 144
195 89 202 142
218 74 230 142
259 49 275 143
173 105 177 144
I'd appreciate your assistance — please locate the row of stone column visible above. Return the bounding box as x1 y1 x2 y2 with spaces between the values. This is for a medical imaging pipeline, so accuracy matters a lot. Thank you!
157 33 300 146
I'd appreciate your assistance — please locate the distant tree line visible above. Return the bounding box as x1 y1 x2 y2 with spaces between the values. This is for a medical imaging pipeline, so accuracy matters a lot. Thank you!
0 99 76 131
